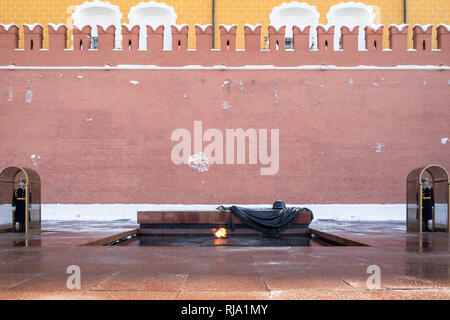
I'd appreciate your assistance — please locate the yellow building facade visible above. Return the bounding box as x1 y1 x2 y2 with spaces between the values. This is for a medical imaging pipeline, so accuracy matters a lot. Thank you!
0 0 448 49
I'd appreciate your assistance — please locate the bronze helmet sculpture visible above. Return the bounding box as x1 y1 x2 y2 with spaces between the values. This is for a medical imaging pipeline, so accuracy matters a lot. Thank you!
272 200 286 209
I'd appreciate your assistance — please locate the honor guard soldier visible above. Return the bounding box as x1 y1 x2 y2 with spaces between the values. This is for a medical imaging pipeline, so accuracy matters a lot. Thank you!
12 178 29 232
421 177 434 232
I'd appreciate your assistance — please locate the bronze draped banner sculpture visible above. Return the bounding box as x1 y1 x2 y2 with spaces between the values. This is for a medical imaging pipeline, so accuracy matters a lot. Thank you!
217 201 313 236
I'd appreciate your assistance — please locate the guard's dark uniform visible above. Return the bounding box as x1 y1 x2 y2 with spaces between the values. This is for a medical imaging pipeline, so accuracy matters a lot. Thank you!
422 187 434 221
12 187 29 231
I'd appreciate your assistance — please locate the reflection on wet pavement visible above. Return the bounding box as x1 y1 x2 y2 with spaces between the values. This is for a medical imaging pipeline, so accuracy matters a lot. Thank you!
0 220 139 248
406 233 450 252
136 235 311 247
12 239 42 247
0 220 448 299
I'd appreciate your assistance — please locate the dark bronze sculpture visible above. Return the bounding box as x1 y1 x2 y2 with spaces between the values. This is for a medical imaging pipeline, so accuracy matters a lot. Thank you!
217 201 313 235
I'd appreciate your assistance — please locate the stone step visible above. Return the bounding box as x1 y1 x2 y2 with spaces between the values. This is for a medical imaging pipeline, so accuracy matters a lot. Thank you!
137 209 313 226
138 226 309 236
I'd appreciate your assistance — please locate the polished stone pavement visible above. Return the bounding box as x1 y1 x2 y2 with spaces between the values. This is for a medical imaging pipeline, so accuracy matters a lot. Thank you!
0 220 448 300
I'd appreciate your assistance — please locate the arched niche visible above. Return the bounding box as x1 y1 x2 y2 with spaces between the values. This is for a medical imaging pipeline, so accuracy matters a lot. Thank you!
72 0 123 49
270 1 320 49
406 165 449 233
128 1 177 50
0 166 41 235
326 1 376 50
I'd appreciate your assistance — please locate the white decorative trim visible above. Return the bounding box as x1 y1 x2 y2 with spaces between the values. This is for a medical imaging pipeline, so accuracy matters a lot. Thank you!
244 24 262 32
129 1 177 50
270 2 320 23
72 0 123 48
72 0 122 29
327 2 376 51
0 23 19 31
1 65 448 70
270 2 320 49
39 204 407 222
412 24 433 32
327 1 376 24
270 1 320 25
128 1 177 20
219 24 237 32
389 24 409 31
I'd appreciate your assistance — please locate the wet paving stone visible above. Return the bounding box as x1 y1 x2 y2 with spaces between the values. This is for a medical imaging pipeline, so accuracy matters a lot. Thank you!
0 220 448 299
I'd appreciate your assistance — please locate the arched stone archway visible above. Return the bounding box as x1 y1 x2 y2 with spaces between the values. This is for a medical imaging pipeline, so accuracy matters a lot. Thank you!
72 0 123 49
406 165 449 233
128 1 177 50
327 2 376 50
0 166 41 234
270 1 320 49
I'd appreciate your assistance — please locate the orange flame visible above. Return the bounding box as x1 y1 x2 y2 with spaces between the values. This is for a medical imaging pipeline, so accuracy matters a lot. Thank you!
213 227 227 238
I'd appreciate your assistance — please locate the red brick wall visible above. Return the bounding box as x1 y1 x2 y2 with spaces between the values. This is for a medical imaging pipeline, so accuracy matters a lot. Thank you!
0 69 448 204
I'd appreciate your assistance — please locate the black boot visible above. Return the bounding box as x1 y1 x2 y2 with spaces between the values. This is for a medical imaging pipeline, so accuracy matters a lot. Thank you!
422 222 427 232
425 220 431 232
